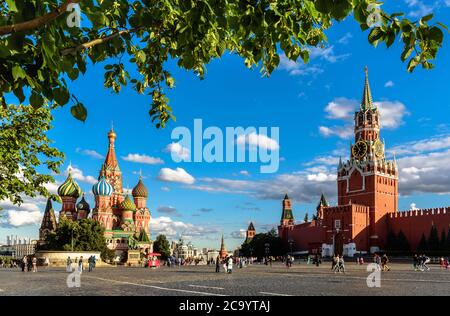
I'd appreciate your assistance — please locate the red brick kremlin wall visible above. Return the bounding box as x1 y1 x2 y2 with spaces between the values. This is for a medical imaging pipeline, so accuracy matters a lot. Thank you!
388 208 450 250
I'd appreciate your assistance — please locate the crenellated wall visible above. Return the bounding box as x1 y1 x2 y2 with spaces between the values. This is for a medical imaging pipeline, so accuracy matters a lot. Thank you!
388 207 450 250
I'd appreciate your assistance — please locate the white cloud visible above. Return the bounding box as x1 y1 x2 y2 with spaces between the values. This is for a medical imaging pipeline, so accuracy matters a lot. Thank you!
308 46 350 63
4 210 42 227
319 98 408 139
122 154 164 165
338 32 353 45
319 125 353 139
384 80 394 88
161 186 170 192
389 135 450 155
150 216 220 238
66 166 97 185
240 170 250 176
76 148 104 159
376 101 409 129
230 229 247 239
405 0 435 17
410 203 419 210
236 132 279 151
157 206 182 217
324 98 358 121
158 167 195 184
307 173 337 182
165 143 190 160
278 54 324 76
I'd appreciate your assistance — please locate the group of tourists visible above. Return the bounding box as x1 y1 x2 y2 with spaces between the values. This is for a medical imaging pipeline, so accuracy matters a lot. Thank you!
66 256 96 273
215 256 234 273
413 254 431 271
374 253 391 272
20 255 38 272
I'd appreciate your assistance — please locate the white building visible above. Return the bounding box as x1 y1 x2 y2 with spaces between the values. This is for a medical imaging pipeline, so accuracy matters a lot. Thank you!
12 240 37 259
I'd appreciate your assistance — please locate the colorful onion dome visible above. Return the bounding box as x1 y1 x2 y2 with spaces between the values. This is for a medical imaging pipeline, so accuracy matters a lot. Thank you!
92 176 113 196
76 194 90 212
58 172 82 198
132 177 148 198
120 195 136 211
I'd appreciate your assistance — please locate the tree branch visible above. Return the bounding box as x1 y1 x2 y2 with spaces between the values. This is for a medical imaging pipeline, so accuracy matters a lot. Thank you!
0 0 80 36
60 27 142 56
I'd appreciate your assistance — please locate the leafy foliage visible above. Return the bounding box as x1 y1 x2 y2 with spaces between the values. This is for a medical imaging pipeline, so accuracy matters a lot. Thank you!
0 1 447 205
0 0 446 128
240 228 285 258
153 234 171 260
43 217 115 262
0 104 64 208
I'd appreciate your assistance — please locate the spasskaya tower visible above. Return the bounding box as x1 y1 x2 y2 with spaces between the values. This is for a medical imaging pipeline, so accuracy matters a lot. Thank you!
337 67 398 250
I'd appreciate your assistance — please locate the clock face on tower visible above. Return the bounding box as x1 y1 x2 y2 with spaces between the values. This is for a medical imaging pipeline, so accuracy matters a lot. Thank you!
352 140 368 159
373 139 384 158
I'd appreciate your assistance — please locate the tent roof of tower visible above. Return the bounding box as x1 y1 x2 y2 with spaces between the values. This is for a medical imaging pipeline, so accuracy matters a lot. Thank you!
360 66 375 112
104 129 119 169
248 222 255 231
40 198 57 230
284 193 289 200
317 193 329 208
137 230 150 243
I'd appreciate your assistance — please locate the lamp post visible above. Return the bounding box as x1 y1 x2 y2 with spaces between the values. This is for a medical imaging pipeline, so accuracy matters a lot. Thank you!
264 243 270 266
71 228 74 252
288 239 294 256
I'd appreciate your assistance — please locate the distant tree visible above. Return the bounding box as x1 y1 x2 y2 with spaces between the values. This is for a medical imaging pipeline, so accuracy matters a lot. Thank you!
239 232 285 259
397 230 411 253
312 214 318 221
417 233 428 253
428 225 440 251
303 213 309 223
386 230 398 251
44 217 114 262
447 228 450 252
440 230 447 251
153 234 171 260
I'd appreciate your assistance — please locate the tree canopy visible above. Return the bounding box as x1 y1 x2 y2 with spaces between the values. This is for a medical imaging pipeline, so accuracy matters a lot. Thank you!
0 0 447 205
240 228 285 258
42 217 115 261
153 234 171 259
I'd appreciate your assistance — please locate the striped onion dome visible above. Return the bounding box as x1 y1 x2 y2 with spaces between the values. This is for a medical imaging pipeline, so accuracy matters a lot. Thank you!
92 176 113 196
132 177 148 198
76 194 90 212
58 172 82 198
120 195 136 211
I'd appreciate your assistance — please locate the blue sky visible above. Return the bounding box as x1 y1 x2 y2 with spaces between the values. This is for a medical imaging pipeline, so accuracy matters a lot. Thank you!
2 1 450 250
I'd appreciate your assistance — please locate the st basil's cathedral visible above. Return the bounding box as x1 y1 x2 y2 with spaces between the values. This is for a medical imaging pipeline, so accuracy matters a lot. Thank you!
39 128 152 255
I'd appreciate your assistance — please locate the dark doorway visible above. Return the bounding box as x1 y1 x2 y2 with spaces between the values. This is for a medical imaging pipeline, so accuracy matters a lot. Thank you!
334 232 344 255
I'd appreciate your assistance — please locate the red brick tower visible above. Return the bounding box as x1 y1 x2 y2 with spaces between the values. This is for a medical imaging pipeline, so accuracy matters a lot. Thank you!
245 222 256 242
337 67 398 251
219 234 227 259
280 194 295 227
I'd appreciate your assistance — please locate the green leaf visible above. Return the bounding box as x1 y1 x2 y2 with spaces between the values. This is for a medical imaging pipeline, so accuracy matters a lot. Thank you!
314 0 333 14
420 14 433 25
368 27 384 44
53 87 70 105
6 0 18 12
12 65 26 80
429 27 444 44
437 22 449 33
30 92 44 109
70 103 88 122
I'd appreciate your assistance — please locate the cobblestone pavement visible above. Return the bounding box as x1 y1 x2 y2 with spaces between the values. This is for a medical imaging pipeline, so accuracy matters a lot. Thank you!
1 262 449 296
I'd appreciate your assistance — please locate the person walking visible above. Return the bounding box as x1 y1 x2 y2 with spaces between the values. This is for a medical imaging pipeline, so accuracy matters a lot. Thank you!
227 256 233 274
44 256 50 270
381 254 390 272
215 256 220 273
32 257 37 272
21 256 27 272
78 256 84 273
66 257 73 272
413 254 419 271
88 256 93 272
